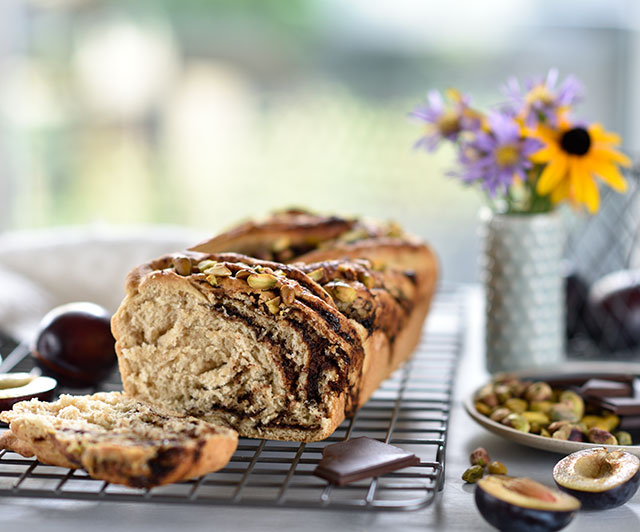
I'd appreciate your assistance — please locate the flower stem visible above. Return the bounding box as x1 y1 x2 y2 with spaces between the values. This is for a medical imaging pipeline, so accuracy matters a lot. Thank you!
502 165 552 214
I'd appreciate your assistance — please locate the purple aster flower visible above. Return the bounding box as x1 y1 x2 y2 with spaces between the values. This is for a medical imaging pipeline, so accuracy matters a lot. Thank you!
457 112 543 197
503 69 583 127
411 89 482 151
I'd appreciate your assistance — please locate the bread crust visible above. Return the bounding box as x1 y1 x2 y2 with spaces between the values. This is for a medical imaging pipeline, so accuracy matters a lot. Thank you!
189 210 357 260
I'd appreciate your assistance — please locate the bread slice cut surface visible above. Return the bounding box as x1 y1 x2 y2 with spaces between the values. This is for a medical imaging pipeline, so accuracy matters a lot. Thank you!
0 391 238 488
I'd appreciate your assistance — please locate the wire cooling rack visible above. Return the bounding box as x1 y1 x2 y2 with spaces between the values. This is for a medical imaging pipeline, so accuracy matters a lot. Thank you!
0 285 465 511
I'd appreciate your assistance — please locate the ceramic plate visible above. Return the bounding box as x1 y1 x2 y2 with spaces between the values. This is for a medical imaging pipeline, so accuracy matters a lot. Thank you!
463 361 640 457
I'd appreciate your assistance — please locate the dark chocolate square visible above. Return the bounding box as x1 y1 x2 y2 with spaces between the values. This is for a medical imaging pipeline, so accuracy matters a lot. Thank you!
313 436 420 486
599 397 640 416
579 378 633 398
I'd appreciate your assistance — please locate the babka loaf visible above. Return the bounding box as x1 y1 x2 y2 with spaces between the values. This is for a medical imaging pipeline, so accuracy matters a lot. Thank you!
112 212 438 442
0 392 238 487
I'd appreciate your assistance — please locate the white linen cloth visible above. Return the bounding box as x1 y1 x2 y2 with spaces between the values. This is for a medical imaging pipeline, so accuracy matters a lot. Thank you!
0 225 206 343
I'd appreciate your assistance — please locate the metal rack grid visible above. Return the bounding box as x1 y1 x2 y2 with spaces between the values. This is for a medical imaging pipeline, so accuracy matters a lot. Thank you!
0 285 465 511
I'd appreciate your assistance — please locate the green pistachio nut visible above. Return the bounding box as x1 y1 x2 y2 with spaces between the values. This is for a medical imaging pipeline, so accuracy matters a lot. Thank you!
587 427 617 445
559 390 585 419
614 431 633 446
529 400 554 415
504 398 528 414
247 273 278 290
490 407 512 422
524 381 553 402
501 413 530 433
462 465 485 484
522 411 550 427
487 461 508 475
550 403 581 423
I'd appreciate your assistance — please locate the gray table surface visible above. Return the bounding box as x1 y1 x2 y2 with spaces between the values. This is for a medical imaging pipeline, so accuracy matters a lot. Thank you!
1 286 639 532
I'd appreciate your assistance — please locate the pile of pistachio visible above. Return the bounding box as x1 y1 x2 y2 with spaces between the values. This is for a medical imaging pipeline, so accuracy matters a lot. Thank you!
474 376 633 445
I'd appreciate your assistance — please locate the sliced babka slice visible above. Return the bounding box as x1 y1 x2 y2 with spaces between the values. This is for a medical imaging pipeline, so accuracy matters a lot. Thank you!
0 391 238 488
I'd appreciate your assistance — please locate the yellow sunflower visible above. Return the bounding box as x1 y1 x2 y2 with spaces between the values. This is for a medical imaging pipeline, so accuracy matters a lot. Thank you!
531 117 630 213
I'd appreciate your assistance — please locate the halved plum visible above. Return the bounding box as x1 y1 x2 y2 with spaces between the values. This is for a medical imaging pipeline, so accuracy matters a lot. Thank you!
553 447 640 510
475 475 580 532
0 373 57 412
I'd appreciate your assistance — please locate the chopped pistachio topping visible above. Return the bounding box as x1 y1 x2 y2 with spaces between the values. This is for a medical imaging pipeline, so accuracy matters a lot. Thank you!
206 264 232 277
358 271 374 288
280 284 295 305
197 260 218 272
337 263 355 274
235 270 252 280
265 296 281 315
386 221 404 238
173 257 192 276
205 274 218 286
339 228 369 243
308 268 325 283
326 281 357 303
247 273 278 290
272 236 291 253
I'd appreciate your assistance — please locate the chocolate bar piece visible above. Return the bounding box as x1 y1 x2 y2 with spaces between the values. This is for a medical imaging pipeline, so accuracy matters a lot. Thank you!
598 397 640 416
618 415 640 431
313 437 420 486
579 378 633 398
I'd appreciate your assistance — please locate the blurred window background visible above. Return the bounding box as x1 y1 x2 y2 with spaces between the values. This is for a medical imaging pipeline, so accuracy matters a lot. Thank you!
1 0 639 281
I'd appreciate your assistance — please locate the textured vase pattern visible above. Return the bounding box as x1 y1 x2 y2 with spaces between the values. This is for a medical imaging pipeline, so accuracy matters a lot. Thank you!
481 210 565 374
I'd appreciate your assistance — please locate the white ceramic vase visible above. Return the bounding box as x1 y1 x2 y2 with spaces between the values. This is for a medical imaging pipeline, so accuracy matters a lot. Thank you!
480 208 566 374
